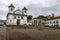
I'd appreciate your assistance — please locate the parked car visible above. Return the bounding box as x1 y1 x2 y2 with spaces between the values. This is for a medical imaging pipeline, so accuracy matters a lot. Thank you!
27 23 32 26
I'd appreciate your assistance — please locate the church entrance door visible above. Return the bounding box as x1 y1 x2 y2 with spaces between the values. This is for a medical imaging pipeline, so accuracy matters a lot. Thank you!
17 19 20 26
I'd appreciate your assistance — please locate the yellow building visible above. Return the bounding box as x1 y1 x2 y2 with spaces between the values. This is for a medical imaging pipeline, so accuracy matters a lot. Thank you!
47 14 54 19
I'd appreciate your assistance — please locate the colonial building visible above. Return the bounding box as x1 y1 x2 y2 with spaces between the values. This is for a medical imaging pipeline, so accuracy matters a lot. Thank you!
44 16 60 28
6 4 28 25
46 13 54 19
28 14 54 26
29 18 44 26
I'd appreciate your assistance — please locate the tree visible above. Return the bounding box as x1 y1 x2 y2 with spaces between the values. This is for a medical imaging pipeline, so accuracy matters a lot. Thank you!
37 15 45 19
27 15 33 21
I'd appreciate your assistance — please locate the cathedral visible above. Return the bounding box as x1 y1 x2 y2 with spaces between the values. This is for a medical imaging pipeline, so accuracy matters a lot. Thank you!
6 4 27 25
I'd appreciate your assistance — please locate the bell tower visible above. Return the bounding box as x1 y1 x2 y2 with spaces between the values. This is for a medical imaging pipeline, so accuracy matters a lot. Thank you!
22 6 27 15
52 13 54 18
8 4 15 13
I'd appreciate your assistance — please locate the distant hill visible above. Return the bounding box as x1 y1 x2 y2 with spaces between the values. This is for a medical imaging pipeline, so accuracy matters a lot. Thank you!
0 19 6 23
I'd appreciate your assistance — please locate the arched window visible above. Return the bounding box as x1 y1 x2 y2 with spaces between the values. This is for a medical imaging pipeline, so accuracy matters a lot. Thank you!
11 8 13 11
54 21 55 24
21 16 23 19
14 16 16 19
18 16 19 18
34 20 35 23
10 20 12 23
56 20 58 23
56 20 59 27
50 21 51 24
10 20 11 22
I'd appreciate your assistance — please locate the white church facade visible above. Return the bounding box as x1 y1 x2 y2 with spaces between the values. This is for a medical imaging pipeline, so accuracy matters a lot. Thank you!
6 4 28 25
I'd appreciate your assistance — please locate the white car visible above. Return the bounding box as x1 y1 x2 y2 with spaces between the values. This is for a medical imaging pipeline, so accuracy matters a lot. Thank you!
27 23 32 26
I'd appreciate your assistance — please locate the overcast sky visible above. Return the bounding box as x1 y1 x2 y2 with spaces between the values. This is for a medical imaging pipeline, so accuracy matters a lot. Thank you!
0 0 60 20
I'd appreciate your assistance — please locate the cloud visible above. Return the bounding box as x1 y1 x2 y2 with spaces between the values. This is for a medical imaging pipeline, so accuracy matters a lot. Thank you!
0 0 60 19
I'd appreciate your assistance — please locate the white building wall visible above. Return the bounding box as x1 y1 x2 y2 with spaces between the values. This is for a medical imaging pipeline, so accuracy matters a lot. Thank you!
58 19 60 27
13 19 17 25
45 18 60 27
8 15 14 19
23 16 27 25
7 15 28 25
6 19 17 25
20 19 24 25
6 15 17 25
